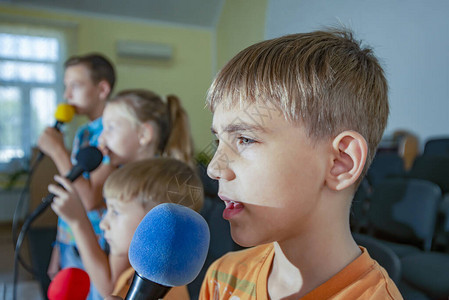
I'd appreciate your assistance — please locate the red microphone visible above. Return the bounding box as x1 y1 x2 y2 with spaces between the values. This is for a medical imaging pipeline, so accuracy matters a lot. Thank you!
47 267 90 300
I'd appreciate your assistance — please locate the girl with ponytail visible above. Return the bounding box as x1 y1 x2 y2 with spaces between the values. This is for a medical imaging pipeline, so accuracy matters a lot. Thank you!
99 89 195 168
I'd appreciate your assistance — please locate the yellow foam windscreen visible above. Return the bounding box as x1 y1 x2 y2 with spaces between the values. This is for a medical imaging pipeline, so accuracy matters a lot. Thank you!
54 103 75 123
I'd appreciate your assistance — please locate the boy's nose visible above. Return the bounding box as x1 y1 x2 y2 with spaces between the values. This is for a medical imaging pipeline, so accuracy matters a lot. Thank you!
207 150 235 181
63 88 71 100
99 217 109 231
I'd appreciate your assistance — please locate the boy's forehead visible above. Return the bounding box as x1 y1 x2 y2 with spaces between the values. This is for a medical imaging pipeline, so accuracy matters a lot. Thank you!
211 102 283 134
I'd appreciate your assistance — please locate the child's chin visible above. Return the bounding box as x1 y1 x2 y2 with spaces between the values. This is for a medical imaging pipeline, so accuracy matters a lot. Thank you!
230 231 259 248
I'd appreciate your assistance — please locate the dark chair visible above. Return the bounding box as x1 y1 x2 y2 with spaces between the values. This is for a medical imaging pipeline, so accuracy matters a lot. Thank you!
408 155 449 194
423 137 449 156
407 155 449 250
366 152 405 187
367 178 441 254
400 251 449 299
352 233 401 284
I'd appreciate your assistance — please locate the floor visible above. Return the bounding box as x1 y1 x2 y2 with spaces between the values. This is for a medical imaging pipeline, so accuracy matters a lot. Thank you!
0 223 43 300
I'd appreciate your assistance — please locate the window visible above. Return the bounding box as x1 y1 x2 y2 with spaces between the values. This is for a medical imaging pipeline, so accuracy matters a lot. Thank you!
0 27 65 172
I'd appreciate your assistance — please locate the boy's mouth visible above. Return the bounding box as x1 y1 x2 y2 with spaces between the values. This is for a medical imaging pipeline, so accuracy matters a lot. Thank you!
220 196 245 220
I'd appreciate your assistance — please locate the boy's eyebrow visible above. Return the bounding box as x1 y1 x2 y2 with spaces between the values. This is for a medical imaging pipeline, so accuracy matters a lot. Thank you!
211 123 268 136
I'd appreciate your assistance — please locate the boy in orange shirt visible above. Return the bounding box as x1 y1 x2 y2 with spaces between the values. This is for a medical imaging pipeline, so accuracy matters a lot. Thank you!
200 29 403 299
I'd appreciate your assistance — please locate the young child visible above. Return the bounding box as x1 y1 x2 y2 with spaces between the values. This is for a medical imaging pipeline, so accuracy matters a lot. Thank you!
48 88 197 297
99 89 195 168
200 29 403 299
37 53 116 298
50 158 203 299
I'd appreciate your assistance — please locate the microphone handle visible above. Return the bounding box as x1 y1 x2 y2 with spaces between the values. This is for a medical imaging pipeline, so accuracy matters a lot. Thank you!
35 121 64 163
125 272 171 300
53 120 64 131
20 163 84 239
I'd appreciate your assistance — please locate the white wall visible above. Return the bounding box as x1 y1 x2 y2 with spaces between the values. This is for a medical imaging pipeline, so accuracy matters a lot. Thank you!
265 0 449 148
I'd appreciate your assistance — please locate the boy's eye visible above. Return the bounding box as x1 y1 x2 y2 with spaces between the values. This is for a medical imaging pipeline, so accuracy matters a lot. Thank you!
111 209 120 216
238 136 255 145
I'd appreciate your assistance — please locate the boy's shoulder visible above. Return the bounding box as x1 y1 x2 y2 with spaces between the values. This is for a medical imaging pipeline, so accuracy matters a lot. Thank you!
301 247 403 300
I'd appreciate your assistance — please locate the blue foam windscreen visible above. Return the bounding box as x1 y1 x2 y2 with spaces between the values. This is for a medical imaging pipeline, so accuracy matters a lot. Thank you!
128 203 210 287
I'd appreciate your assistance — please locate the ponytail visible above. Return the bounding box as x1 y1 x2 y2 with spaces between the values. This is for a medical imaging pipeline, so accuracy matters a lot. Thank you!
108 89 195 167
161 95 195 168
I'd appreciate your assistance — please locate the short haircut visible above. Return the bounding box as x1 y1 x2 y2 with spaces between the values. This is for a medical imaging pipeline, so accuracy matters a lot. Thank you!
65 53 116 94
207 28 389 175
103 157 203 212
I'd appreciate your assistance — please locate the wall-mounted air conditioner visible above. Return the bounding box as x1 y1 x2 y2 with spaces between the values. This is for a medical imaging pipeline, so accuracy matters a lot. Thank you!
116 40 173 60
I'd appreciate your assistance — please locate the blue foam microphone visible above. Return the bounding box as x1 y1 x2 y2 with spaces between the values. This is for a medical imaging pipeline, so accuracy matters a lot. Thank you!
126 203 210 300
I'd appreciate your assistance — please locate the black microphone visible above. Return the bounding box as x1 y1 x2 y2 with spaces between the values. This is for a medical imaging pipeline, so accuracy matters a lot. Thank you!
28 146 103 224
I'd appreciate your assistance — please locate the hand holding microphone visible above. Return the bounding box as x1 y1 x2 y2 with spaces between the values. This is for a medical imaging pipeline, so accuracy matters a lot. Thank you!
36 103 75 161
50 174 90 225
49 146 103 225
18 146 103 240
125 203 210 300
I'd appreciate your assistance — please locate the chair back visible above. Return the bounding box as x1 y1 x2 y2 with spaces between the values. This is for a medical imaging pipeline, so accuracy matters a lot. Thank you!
408 155 449 194
368 178 441 251
423 138 449 156
367 152 405 187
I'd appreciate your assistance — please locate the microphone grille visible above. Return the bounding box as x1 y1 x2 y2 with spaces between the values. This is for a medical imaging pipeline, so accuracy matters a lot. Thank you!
54 103 75 123
75 146 103 172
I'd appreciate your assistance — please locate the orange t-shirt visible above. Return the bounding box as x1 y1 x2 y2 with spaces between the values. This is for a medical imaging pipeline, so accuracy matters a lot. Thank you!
112 267 190 299
199 243 403 299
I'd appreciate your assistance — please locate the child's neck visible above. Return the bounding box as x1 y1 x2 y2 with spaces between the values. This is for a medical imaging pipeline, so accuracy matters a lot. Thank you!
268 215 360 298
87 103 105 121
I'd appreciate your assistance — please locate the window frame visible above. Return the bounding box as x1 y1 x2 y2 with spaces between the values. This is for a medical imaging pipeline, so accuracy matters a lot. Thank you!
0 24 66 173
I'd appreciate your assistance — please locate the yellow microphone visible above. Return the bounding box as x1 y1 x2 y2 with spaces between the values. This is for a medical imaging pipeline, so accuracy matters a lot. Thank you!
35 103 75 163
53 103 75 130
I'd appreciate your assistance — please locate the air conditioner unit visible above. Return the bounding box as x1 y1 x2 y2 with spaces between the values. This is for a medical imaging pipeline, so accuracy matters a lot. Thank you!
116 40 173 60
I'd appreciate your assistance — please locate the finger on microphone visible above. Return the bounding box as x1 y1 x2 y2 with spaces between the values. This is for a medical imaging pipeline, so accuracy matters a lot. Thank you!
53 175 73 192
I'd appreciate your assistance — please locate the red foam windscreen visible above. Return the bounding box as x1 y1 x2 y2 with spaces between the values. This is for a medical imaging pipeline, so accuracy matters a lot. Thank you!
47 267 90 300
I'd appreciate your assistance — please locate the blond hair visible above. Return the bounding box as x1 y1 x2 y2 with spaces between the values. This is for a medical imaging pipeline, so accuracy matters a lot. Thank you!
108 89 195 167
207 28 389 176
103 157 203 212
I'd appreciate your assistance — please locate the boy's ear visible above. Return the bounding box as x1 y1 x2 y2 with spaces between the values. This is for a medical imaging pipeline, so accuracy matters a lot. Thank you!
138 122 155 146
326 131 367 191
97 80 111 101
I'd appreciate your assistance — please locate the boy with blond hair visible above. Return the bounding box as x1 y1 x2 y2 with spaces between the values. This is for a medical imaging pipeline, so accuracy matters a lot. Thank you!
200 29 402 299
50 157 203 298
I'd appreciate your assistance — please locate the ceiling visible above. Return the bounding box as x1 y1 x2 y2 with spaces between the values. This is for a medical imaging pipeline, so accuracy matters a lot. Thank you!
2 0 225 29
